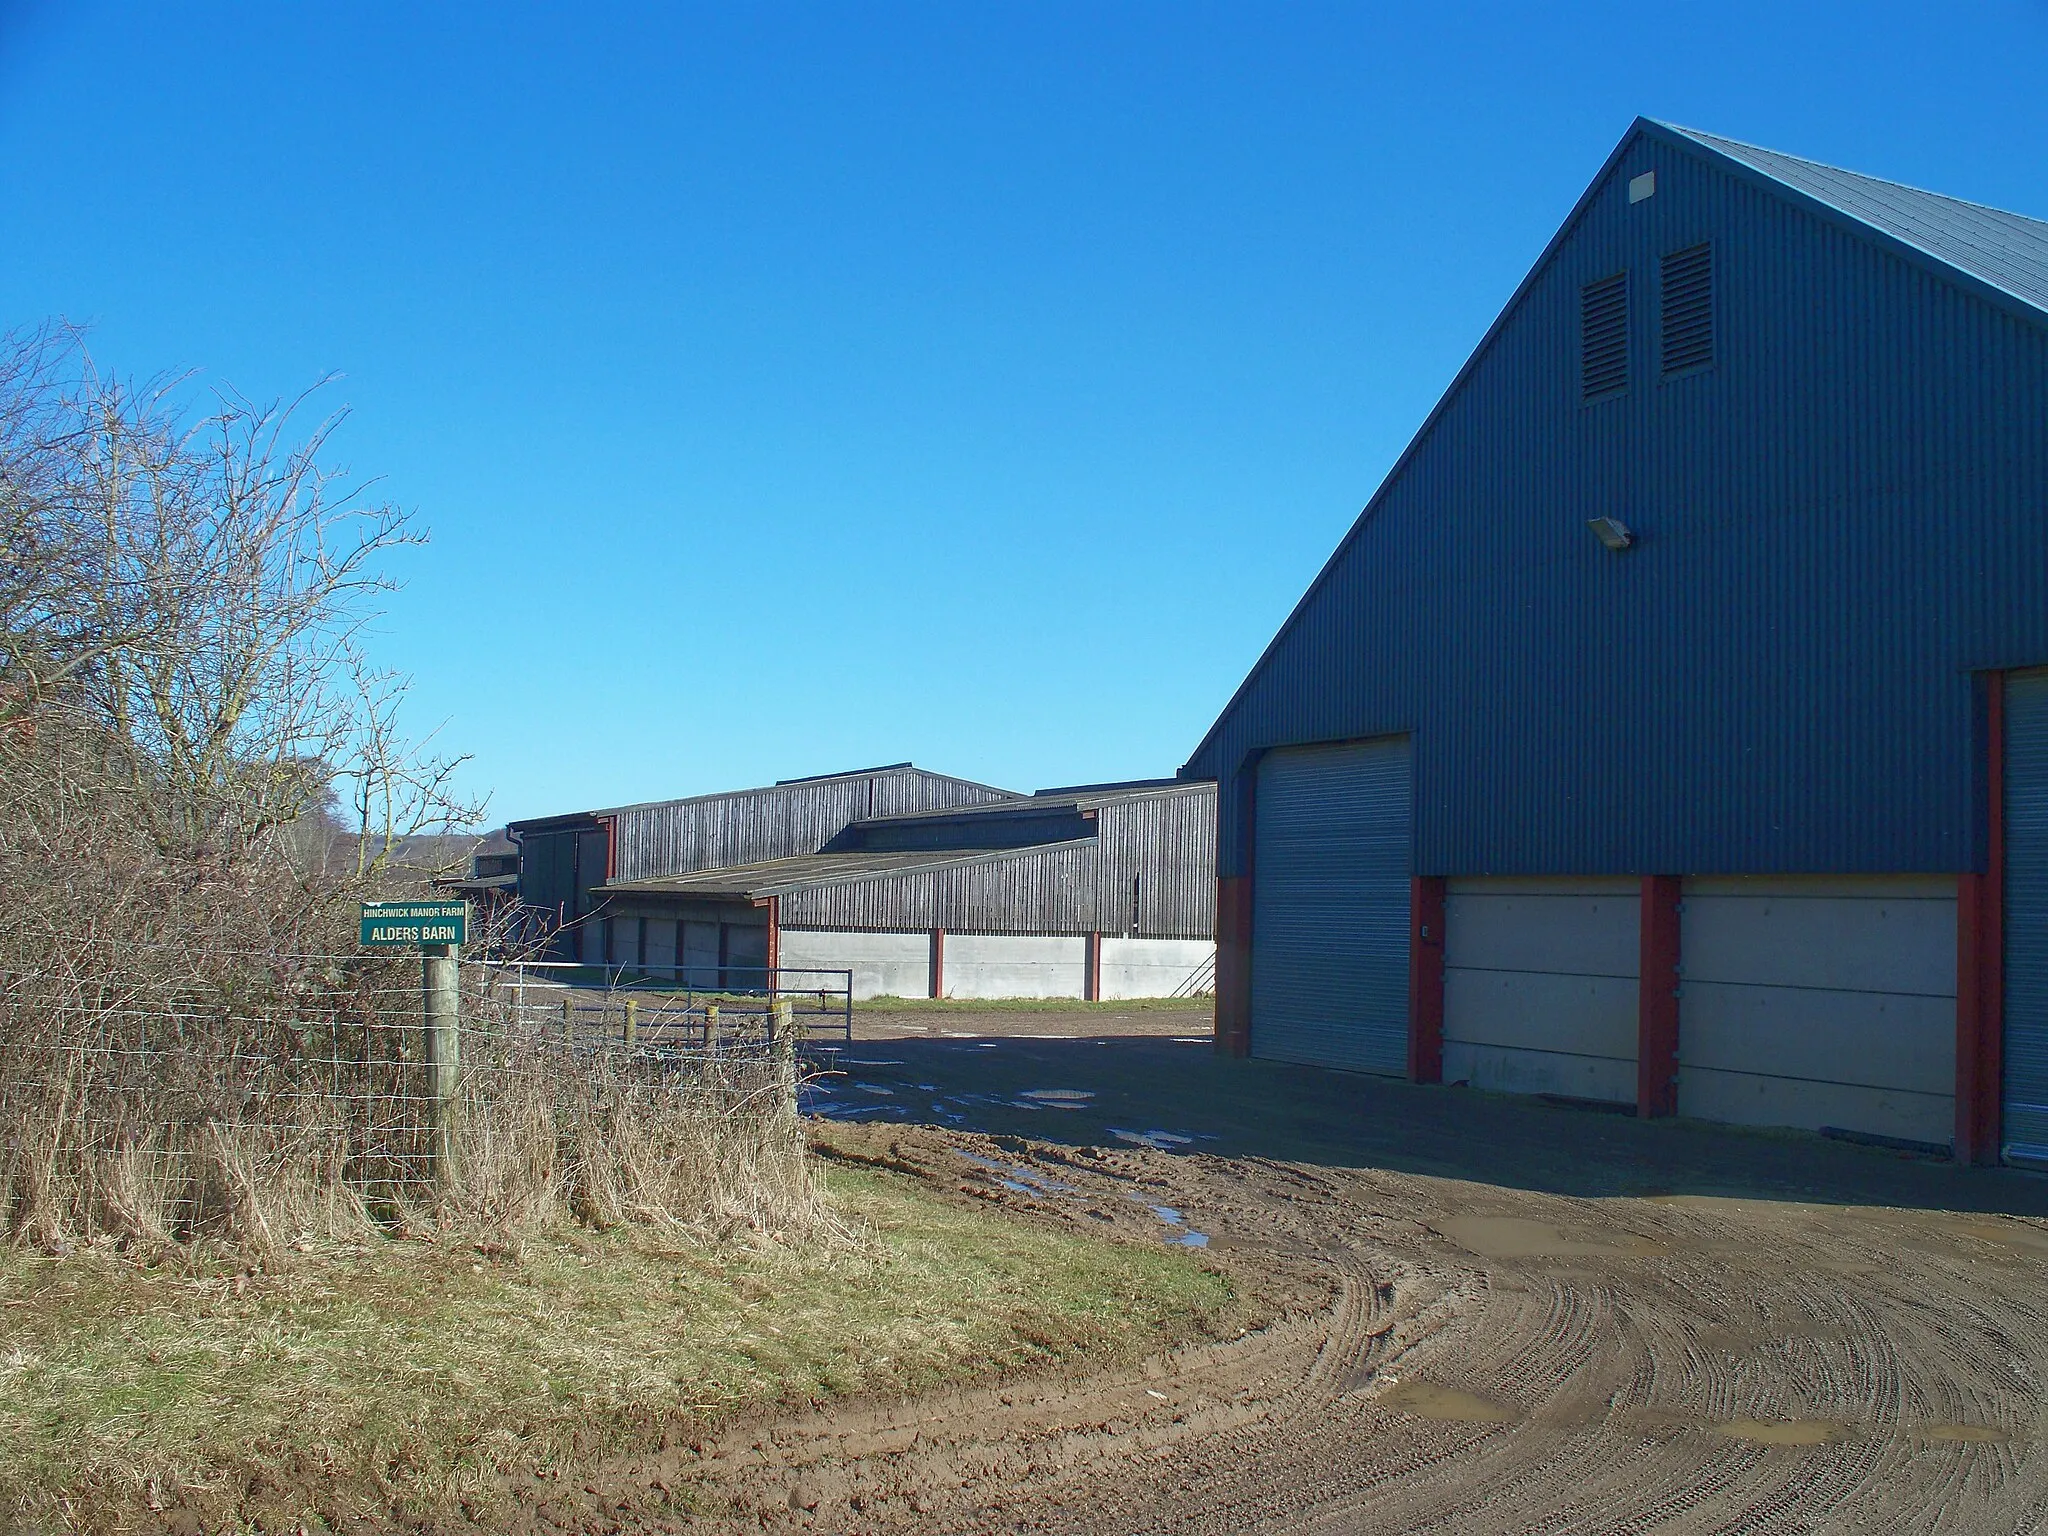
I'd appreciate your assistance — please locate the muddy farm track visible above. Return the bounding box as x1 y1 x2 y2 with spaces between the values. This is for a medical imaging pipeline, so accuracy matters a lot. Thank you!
540 1010 2048 1534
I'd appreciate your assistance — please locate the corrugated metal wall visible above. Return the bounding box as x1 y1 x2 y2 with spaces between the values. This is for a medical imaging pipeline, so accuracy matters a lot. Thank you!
518 829 575 915
779 783 1218 938
613 768 1009 882
780 842 1101 933
2002 669 2048 1163
1250 739 1413 1074
1185 128 2048 879
1096 791 1218 937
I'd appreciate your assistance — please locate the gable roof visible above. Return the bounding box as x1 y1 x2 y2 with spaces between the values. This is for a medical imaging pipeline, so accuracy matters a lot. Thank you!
1664 124 2048 320
1182 117 2048 779
506 763 1016 834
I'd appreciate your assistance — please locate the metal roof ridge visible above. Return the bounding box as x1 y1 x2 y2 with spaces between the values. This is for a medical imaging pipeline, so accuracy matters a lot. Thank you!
1653 121 2048 230
510 765 1021 827
1649 121 2048 326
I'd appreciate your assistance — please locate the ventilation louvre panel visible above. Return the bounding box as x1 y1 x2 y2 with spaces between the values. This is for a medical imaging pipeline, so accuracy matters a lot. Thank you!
1580 274 1628 401
1661 242 1714 375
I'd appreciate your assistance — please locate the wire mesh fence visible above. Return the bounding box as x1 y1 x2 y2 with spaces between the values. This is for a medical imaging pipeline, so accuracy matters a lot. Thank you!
0 951 833 1248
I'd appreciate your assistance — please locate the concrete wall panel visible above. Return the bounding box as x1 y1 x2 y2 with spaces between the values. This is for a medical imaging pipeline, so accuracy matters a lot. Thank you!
1678 1065 1953 1147
1444 970 1639 1059
1679 981 1954 1095
1444 1042 1637 1104
777 929 931 1002
1677 875 1957 1144
1681 885 1957 995
1445 885 1642 976
945 934 1087 1000
1099 938 1215 1000
1443 879 1640 1106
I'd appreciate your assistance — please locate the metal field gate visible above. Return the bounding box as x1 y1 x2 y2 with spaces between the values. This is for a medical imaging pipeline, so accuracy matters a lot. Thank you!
2005 670 2048 1164
1250 736 1413 1074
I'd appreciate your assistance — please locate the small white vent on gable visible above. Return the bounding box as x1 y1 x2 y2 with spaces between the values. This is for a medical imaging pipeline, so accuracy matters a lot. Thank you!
1629 171 1656 204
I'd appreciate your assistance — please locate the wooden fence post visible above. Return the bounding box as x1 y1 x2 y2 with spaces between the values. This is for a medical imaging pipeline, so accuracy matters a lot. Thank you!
770 997 797 1111
422 944 461 1187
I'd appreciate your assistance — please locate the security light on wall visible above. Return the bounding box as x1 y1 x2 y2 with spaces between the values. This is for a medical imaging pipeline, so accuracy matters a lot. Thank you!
1587 516 1635 551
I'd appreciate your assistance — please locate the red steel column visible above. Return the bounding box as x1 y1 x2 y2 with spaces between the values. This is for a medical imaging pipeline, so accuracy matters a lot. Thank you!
764 896 780 997
1215 764 1256 1058
1215 878 1252 1057
1408 876 1446 1083
929 928 945 1000
1957 676 2006 1164
1084 931 1102 1002
1638 876 1682 1118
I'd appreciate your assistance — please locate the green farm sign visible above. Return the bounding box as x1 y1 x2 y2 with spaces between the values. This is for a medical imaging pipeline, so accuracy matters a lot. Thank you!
360 900 468 948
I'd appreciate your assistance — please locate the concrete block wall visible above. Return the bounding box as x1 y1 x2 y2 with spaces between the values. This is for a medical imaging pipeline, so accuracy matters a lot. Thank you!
1676 876 1957 1146
777 929 931 1001
1099 938 1215 1000
774 930 1214 1001
1442 878 1640 1104
941 934 1088 999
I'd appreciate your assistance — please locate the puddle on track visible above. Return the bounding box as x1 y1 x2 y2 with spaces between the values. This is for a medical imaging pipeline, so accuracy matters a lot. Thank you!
1110 1128 1198 1151
1940 1219 2048 1255
1711 1419 1844 1447
1378 1381 1517 1424
1923 1424 2010 1444
1017 1089 1095 1109
948 1150 1212 1247
953 1149 1078 1197
1431 1215 1667 1260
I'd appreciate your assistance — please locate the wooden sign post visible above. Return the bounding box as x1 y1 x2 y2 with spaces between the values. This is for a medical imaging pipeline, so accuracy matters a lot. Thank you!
361 901 470 1187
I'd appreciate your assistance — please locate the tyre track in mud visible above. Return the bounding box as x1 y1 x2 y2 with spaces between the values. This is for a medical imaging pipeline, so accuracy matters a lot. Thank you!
659 1127 2048 1535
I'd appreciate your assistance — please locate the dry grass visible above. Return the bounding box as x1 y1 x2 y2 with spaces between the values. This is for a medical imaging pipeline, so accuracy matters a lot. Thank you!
0 1162 1240 1529
1 967 831 1255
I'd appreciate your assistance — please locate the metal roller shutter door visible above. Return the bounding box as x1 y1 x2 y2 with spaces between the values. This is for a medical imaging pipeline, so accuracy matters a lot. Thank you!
2005 670 2048 1164
1251 737 1412 1073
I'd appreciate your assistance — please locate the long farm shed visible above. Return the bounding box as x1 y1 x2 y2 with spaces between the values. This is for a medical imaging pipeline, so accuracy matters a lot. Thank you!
509 767 1216 1001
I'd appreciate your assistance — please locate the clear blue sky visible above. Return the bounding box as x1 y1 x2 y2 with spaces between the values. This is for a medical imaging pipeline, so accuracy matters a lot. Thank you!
4 3 2044 826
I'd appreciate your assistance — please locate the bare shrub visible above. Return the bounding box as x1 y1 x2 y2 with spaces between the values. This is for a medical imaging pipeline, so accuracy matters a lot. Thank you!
0 327 828 1253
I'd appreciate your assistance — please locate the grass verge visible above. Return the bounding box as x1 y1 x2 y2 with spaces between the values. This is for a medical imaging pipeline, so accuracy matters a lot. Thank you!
0 1163 1244 1531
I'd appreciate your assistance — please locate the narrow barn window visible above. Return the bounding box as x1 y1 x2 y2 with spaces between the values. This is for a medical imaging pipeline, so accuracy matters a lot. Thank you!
1580 273 1628 401
1661 241 1714 375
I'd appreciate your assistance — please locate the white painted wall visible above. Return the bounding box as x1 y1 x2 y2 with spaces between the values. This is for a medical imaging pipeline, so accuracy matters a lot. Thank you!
1099 938 1215 1000
778 929 931 1001
1677 876 1956 1146
945 933 1088 1000
1443 878 1639 1104
644 917 676 971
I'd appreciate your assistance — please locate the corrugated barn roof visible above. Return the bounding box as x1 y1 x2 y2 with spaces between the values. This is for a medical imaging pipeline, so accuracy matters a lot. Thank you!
1664 123 2048 319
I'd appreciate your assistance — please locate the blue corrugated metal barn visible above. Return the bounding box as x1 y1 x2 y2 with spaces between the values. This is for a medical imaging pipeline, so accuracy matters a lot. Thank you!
1182 118 2048 1166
